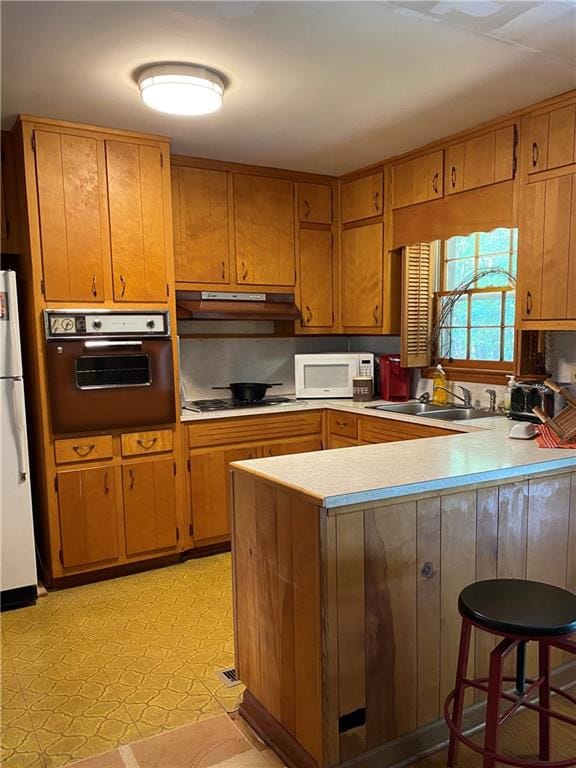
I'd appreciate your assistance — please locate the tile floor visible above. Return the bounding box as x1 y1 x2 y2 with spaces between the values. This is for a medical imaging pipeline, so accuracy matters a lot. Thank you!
1 553 256 768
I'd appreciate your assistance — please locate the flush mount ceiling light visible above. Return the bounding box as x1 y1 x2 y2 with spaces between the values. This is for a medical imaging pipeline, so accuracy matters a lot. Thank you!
138 64 225 116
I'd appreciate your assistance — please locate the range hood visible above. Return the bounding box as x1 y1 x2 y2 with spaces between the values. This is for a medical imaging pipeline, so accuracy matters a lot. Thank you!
176 291 301 321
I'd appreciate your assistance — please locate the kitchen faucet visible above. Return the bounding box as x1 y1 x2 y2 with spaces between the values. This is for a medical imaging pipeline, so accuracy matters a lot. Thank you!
433 384 473 407
485 389 497 412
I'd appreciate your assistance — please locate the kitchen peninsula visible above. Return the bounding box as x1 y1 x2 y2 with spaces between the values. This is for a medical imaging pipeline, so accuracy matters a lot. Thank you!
229 413 576 768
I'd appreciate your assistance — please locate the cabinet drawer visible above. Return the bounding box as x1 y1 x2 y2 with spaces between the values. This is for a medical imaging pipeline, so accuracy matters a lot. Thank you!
328 412 358 439
54 435 113 464
121 429 173 457
359 415 456 443
328 435 360 449
188 411 323 448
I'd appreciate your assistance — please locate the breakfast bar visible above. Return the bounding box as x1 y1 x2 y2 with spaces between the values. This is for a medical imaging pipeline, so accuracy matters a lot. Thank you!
229 419 576 768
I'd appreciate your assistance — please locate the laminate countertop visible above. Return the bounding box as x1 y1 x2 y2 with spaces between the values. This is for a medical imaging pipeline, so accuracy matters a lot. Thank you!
225 401 576 508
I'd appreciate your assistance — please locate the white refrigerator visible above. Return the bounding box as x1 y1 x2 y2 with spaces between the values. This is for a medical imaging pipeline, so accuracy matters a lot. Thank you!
1 270 37 609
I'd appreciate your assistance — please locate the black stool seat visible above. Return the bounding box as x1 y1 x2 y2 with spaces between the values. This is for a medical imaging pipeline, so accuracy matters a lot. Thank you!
459 579 576 638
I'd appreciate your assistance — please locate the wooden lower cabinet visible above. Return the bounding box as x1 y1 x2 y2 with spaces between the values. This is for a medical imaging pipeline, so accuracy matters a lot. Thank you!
122 459 178 556
57 466 120 568
260 437 322 457
189 445 258 544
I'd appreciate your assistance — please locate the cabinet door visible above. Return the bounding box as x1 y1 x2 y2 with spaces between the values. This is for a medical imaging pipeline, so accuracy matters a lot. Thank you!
260 437 322 457
341 173 383 223
57 466 119 568
172 166 230 284
122 459 177 555
341 223 383 329
391 151 443 209
547 105 576 170
106 140 167 302
34 130 106 302
299 229 333 328
298 182 332 224
234 175 295 286
190 444 258 543
519 181 545 320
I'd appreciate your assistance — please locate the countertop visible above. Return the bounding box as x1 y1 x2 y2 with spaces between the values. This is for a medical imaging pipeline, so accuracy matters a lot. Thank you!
216 399 576 508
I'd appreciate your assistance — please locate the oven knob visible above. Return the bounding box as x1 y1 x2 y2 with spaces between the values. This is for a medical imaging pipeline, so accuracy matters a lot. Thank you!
92 319 102 330
146 319 156 329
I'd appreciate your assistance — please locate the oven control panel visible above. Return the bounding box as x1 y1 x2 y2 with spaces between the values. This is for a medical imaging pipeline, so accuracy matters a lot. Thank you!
44 311 170 339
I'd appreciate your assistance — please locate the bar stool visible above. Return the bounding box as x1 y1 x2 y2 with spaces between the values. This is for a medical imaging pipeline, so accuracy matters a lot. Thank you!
444 579 576 768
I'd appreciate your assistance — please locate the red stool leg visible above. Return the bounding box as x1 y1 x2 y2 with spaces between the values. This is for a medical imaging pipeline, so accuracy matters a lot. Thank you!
483 636 511 768
538 641 551 761
447 617 473 767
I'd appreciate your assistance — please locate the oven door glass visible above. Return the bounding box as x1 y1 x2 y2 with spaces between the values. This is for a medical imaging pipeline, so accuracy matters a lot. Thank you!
75 354 151 389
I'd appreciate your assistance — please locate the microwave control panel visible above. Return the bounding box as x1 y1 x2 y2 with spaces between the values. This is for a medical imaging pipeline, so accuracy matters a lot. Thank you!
359 358 373 377
44 311 170 339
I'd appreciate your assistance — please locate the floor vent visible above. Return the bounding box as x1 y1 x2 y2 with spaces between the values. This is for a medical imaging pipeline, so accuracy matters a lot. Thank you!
217 667 241 687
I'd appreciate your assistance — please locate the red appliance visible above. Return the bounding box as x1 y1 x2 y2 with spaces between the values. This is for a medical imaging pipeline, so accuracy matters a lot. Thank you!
379 354 410 401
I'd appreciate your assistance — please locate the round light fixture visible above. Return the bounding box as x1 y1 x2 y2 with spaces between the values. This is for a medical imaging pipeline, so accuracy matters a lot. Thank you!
138 64 225 116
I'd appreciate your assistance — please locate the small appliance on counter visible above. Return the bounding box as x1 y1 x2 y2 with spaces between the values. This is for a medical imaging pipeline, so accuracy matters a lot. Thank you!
379 354 410 401
509 381 554 423
294 353 374 399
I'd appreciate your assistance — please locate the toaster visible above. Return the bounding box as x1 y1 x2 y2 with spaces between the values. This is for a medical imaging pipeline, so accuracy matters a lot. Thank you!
509 382 554 423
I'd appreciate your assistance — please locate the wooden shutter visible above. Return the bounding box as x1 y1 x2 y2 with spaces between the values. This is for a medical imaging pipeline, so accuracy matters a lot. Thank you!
401 243 433 367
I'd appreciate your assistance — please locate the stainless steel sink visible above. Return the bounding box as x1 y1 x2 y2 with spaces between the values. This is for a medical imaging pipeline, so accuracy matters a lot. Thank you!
420 408 501 421
367 402 451 415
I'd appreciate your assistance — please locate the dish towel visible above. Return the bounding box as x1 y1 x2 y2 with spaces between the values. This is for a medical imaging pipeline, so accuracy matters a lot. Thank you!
536 424 576 449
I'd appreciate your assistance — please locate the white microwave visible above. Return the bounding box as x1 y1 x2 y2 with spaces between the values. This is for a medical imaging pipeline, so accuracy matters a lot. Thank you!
294 353 374 398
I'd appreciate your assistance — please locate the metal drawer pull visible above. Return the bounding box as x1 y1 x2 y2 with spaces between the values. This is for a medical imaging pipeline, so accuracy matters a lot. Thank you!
241 262 248 281
91 275 97 297
137 437 157 450
373 304 379 324
526 291 532 315
303 199 311 218
531 142 539 167
221 261 226 280
432 173 439 194
73 444 95 457
120 275 127 297
373 191 380 211
421 561 434 579
336 420 347 428
306 305 312 323
104 471 110 494
451 166 456 188
129 469 135 490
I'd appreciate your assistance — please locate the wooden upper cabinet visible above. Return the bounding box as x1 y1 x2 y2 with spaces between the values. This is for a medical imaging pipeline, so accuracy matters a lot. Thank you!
299 229 334 328
519 173 575 321
106 140 167 302
298 182 332 224
122 459 177 556
445 126 516 195
172 166 230 284
57 466 119 568
341 222 383 329
34 130 107 302
391 151 443 209
528 104 576 174
233 174 295 286
341 173 383 223
1 131 20 255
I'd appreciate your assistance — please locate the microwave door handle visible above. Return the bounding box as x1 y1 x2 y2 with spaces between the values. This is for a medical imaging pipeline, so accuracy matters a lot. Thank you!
83 340 143 349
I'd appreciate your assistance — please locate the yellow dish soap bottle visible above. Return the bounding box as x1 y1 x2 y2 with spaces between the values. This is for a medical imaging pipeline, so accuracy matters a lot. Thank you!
432 364 448 405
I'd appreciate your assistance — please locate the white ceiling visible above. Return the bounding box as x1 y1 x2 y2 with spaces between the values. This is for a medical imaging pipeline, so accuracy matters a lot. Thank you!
2 1 575 174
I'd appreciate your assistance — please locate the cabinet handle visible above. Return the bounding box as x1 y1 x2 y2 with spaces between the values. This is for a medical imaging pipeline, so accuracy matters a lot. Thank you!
450 166 456 189
373 191 380 212
432 173 439 194
531 142 539 168
221 261 226 280
526 291 532 315
303 199 311 219
120 275 127 297
104 471 110 495
91 275 97 297
336 420 347 428
373 304 379 324
129 468 135 490
305 305 312 324
241 262 248 281
421 561 434 579
137 437 157 450
73 444 95 457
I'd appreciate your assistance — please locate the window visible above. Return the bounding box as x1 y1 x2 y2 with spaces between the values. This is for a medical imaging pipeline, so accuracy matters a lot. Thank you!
435 228 517 369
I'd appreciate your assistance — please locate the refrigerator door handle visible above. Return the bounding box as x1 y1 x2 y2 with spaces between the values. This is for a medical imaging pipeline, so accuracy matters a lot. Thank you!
11 380 28 482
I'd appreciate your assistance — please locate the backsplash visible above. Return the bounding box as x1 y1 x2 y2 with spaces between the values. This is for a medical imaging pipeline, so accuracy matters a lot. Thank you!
178 335 400 400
